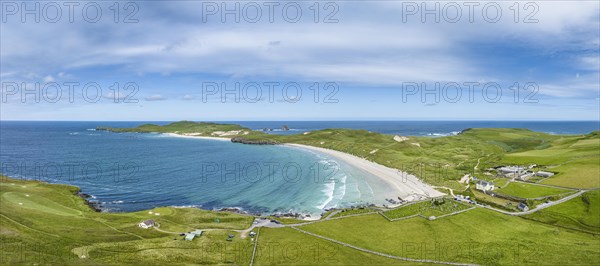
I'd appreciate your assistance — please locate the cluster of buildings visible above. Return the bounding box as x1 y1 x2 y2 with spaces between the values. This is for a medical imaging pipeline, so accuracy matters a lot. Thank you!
469 165 553 213
475 180 495 191
495 165 554 181
138 219 205 241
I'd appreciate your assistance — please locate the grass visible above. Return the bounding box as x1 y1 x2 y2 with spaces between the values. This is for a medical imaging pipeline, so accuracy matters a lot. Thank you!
97 121 251 135
471 189 520 211
502 132 600 189
524 190 600 234
264 216 314 225
381 199 472 220
4 122 600 265
254 227 428 265
541 157 600 188
296 208 600 265
0 176 254 265
330 207 378 218
495 182 574 199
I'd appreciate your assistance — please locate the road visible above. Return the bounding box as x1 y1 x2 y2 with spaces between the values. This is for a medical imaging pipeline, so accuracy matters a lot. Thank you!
483 190 586 216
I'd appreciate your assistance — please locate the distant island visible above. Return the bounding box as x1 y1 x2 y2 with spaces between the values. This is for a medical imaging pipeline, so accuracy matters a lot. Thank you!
98 121 600 192
1 121 598 265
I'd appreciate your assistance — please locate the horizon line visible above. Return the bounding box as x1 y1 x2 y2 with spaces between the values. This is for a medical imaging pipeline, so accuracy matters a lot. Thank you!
1 119 599 122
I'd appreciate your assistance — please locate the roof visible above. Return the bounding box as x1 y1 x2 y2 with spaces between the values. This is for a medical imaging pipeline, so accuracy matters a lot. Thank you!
537 171 554 175
185 234 195 240
143 219 155 226
191 230 204 235
477 180 493 186
498 166 524 172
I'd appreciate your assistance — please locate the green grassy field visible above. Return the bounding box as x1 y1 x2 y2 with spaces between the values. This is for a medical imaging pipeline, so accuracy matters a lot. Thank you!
4 175 599 265
294 209 600 265
502 132 600 189
470 189 520 211
541 157 600 188
97 121 252 135
254 227 428 265
524 190 600 234
0 176 254 265
330 207 378 218
381 200 472 220
495 182 574 199
20 122 597 265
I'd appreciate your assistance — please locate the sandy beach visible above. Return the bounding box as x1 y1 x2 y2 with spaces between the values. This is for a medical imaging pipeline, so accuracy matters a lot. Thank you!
164 132 444 204
163 133 232 141
285 143 445 203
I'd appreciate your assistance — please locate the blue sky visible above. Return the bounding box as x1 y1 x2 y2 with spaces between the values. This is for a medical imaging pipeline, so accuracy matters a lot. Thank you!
1 1 598 121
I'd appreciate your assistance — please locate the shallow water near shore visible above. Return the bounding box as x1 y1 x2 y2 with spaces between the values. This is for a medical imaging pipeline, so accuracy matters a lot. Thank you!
0 121 393 217
2 120 596 217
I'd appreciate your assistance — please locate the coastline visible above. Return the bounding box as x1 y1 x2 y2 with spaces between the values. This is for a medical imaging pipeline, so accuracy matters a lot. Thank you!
285 143 445 203
0 175 321 220
163 133 232 141
163 131 445 205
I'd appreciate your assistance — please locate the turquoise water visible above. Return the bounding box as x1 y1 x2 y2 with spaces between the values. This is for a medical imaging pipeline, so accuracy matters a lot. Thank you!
1 121 597 217
0 121 387 217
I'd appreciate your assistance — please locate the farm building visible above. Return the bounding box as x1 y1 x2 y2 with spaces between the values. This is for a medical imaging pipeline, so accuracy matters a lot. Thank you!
497 166 526 177
185 230 204 241
518 171 535 181
138 219 155 229
536 171 555 178
476 180 495 191
185 233 195 241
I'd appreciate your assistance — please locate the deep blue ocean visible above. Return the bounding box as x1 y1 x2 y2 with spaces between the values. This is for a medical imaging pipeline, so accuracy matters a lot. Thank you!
1 121 597 217
228 120 599 136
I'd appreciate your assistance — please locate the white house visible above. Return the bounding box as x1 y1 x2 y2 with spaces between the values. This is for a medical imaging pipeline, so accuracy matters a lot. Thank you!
518 202 529 212
476 180 495 191
138 219 155 229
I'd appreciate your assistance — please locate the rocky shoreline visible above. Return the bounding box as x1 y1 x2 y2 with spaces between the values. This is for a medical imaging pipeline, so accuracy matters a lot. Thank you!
217 207 314 220
231 137 280 145
76 191 102 212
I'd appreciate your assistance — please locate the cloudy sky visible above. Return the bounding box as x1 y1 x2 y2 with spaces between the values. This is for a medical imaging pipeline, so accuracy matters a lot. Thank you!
1 1 598 120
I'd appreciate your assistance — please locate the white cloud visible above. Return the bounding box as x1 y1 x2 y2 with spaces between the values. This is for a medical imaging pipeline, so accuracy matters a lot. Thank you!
43 75 55 83
145 94 167 101
103 92 129 101
0 1 597 97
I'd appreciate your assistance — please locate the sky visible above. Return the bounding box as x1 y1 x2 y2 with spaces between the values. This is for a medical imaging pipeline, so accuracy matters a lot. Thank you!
1 0 599 121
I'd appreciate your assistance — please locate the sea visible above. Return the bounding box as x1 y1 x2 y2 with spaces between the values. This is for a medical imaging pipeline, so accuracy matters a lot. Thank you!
1 121 597 217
